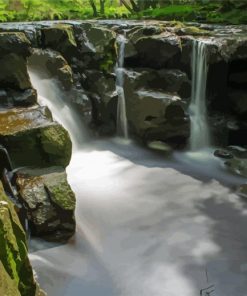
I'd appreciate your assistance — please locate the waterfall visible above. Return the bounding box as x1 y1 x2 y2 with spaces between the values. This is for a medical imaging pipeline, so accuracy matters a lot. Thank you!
28 70 87 150
189 39 210 150
115 34 128 139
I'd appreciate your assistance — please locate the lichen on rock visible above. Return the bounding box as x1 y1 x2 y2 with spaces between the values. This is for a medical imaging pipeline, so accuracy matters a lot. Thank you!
0 182 37 296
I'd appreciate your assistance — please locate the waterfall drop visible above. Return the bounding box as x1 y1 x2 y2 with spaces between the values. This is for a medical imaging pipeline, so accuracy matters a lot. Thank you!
115 34 128 139
189 39 211 150
28 70 87 150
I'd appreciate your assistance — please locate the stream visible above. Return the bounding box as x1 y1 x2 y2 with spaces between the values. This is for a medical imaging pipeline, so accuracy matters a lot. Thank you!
28 35 247 296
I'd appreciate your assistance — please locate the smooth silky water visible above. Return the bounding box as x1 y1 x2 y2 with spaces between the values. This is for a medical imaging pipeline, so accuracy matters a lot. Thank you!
189 39 210 150
116 34 128 139
28 68 247 296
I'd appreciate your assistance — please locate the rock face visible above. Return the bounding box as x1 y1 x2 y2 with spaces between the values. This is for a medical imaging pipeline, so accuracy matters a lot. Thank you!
0 182 38 296
16 167 76 242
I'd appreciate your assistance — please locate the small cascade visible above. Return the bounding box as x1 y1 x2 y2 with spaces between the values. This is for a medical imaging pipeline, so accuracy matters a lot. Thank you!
189 39 211 150
115 34 128 139
28 70 87 150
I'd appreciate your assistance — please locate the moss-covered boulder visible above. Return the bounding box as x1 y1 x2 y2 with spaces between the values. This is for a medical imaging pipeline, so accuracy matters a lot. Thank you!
0 182 37 296
0 106 72 168
41 24 77 60
0 32 31 57
16 167 76 242
73 24 117 72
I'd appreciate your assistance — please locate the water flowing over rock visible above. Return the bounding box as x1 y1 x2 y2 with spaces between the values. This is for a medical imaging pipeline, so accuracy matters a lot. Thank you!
116 34 128 139
189 39 211 150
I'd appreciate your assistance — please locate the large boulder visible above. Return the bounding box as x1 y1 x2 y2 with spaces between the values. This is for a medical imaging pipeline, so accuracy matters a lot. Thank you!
123 69 189 146
73 24 117 72
0 106 72 168
0 54 32 90
0 32 31 57
41 24 77 60
16 167 76 242
0 182 37 296
134 32 181 68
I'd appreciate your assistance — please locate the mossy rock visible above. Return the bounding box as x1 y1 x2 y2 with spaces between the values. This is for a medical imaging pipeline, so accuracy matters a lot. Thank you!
42 24 77 59
175 26 211 36
0 182 37 296
40 124 72 168
0 32 31 57
16 167 76 242
0 106 72 168
0 53 32 90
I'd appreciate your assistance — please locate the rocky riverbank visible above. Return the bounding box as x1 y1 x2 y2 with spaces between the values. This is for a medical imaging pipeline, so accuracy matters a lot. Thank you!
0 20 247 294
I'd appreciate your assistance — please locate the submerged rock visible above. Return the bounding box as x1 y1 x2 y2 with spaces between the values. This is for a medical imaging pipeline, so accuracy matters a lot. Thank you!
16 167 76 242
0 182 37 296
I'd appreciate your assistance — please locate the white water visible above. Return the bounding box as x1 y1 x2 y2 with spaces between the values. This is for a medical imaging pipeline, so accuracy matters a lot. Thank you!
116 34 128 139
28 70 87 150
29 66 247 296
189 40 211 150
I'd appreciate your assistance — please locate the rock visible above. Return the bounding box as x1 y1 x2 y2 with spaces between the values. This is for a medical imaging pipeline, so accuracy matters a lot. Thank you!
0 53 32 90
224 157 247 177
147 141 172 154
175 26 211 36
74 25 117 72
41 24 77 59
0 32 31 57
228 89 247 117
0 182 37 296
84 70 117 128
123 68 190 98
126 89 189 145
135 32 181 68
229 71 247 87
40 124 72 167
237 184 247 198
0 106 72 168
214 149 234 159
0 88 37 108
16 167 76 242
29 49 73 90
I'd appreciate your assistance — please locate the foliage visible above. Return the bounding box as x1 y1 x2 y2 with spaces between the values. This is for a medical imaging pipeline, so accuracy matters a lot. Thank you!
0 0 246 24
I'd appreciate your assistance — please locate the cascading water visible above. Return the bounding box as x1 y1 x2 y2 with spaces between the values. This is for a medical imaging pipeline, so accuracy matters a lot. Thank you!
189 39 211 150
28 69 87 150
28 42 247 296
115 34 128 139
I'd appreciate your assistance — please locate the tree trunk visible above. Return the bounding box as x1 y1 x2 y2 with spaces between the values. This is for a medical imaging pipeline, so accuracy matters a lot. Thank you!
100 0 105 15
121 0 134 12
88 0 98 17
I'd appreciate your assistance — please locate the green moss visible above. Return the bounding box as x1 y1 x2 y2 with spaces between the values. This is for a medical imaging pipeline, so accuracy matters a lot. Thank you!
0 182 36 296
40 124 72 167
45 177 76 211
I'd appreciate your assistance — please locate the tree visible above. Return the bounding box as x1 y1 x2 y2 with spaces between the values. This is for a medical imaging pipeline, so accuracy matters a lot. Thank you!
88 0 98 16
99 0 106 14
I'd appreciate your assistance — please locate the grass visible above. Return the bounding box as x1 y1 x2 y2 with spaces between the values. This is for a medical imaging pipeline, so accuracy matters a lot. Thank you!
137 4 247 25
